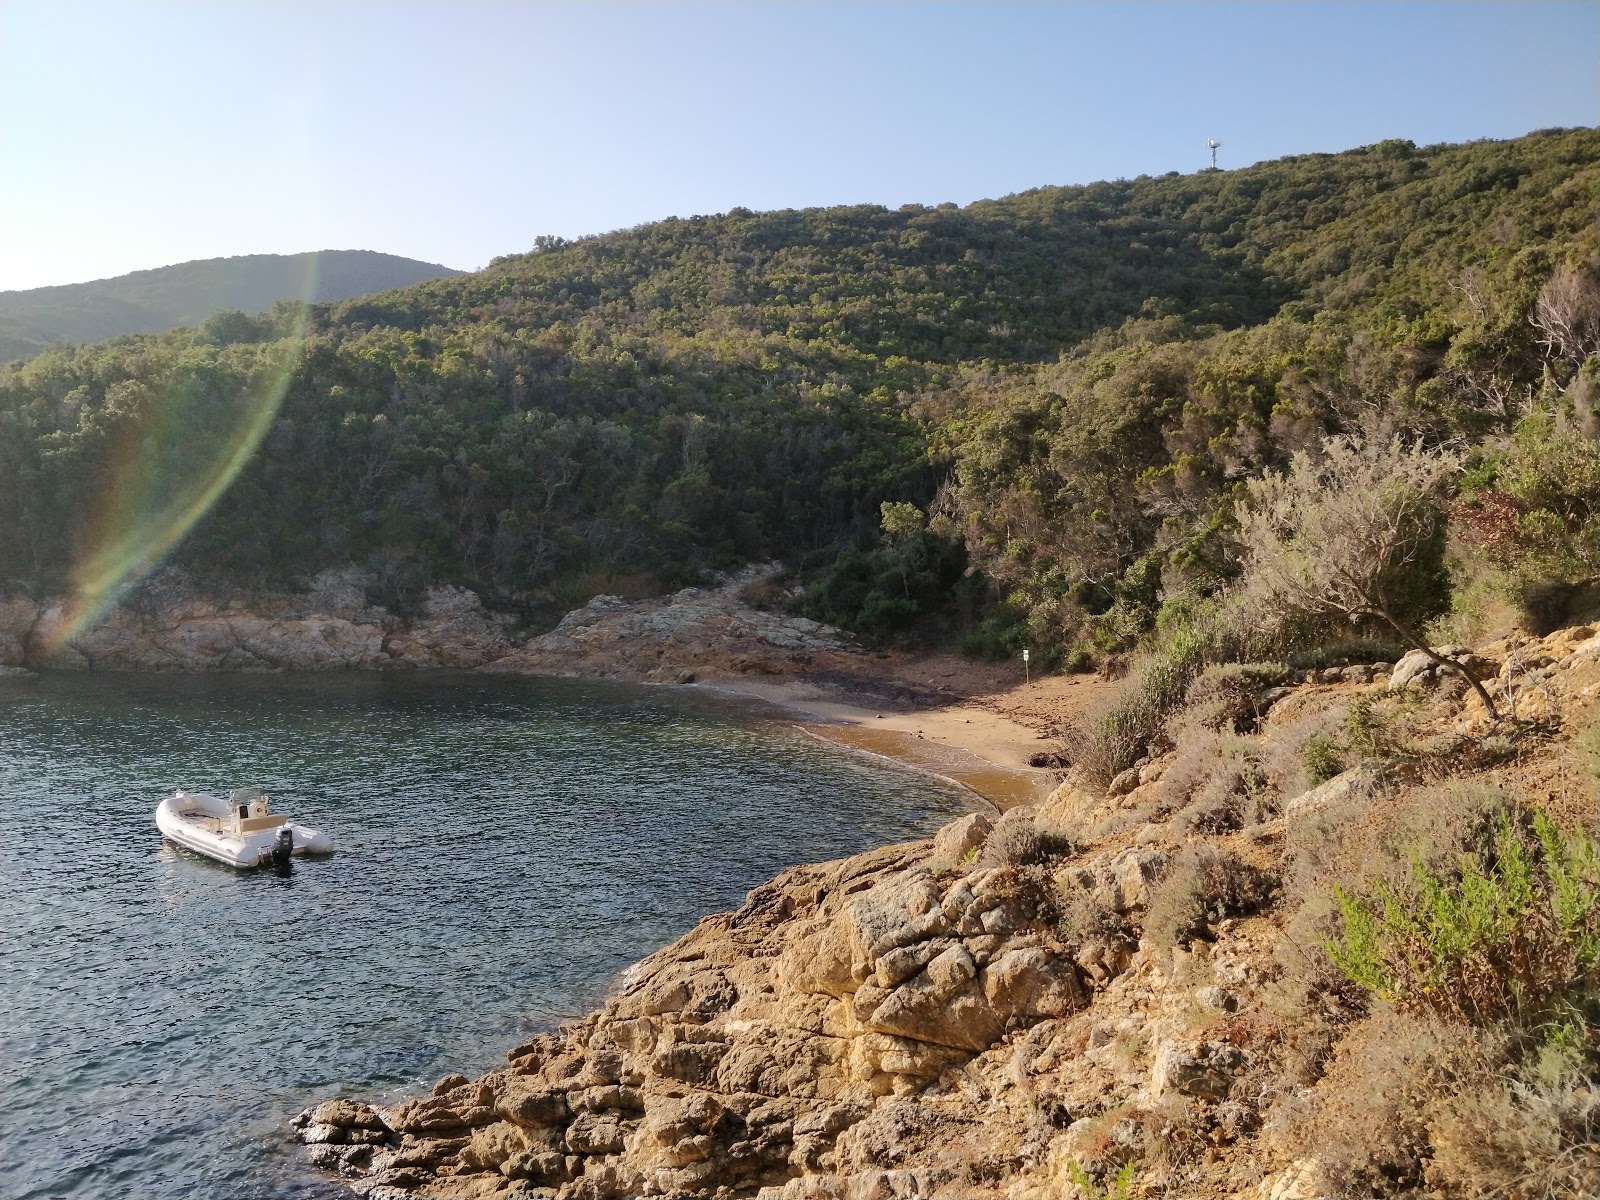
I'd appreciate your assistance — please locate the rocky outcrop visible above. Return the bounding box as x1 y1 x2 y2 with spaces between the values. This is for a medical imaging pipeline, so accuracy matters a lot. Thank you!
290 618 1600 1199
292 806 1188 1199
481 566 851 683
0 564 846 678
0 569 515 672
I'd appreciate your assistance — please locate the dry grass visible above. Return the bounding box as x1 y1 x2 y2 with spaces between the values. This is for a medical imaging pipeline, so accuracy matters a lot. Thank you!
1260 1008 1447 1198
1264 1007 1600 1200
1425 1026 1600 1200
1155 722 1274 837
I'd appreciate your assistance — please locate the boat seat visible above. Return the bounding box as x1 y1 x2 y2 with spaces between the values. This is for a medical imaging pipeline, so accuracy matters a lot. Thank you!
237 813 288 833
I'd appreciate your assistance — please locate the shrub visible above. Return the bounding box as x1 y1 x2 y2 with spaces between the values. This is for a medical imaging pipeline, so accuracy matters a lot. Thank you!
1259 1007 1446 1197
1237 435 1502 718
1285 637 1407 670
1260 703 1349 804
1344 692 1388 759
980 810 1075 868
1074 609 1222 786
1455 412 1600 632
1326 810 1600 1026
1181 661 1289 733
1066 1158 1135 1200
1302 735 1347 786
1144 846 1277 949
1155 725 1272 835
1425 1021 1600 1200
1054 873 1134 948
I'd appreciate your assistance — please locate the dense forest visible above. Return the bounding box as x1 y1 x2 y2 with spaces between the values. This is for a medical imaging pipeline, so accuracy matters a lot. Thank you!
0 128 1595 657
0 251 463 363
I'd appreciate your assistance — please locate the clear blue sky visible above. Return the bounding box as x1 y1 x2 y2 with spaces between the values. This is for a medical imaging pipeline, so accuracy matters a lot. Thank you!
2 1 1595 291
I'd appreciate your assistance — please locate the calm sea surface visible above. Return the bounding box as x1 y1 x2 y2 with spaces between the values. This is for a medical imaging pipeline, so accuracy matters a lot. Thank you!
0 671 971 1199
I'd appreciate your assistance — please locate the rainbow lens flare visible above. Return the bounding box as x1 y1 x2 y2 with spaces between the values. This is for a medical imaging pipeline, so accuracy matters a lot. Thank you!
37 282 315 656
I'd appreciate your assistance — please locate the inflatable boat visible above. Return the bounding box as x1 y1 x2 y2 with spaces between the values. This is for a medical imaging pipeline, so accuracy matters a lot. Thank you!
155 787 334 869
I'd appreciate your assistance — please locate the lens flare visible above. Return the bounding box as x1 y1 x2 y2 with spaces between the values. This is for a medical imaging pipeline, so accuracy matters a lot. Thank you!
40 262 318 655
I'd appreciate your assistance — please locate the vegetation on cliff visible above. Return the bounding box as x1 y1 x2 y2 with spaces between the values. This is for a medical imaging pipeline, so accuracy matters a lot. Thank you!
0 128 1594 651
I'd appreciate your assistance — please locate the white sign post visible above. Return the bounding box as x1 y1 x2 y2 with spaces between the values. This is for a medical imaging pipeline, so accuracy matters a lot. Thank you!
1022 647 1030 685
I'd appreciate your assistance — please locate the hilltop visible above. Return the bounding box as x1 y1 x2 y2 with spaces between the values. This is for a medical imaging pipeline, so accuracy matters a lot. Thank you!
0 249 463 362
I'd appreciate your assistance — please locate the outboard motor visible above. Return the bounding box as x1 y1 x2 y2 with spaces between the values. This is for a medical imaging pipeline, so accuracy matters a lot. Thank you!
270 827 294 872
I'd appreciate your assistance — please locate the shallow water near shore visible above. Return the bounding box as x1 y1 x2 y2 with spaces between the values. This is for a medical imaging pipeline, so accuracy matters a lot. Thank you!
0 671 972 1200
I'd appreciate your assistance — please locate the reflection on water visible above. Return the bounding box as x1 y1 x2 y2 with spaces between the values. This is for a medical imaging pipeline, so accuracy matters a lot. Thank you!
0 671 971 1199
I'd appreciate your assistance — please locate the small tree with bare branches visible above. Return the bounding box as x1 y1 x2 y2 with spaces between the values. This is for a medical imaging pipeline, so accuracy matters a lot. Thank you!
1238 436 1500 720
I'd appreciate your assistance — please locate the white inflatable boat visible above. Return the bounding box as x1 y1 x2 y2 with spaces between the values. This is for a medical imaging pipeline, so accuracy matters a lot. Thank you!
155 787 334 869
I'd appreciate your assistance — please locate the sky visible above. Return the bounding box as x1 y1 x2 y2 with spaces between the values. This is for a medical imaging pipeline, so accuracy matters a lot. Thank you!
1 1 1595 292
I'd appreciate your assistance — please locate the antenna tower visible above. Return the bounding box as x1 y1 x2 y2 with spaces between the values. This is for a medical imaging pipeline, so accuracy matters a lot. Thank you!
1207 138 1222 171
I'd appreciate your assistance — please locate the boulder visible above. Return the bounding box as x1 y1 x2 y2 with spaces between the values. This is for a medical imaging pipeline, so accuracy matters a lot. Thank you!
1107 766 1142 796
1150 1039 1245 1100
1389 649 1436 689
1285 761 1381 817
932 812 992 866
980 947 1085 1021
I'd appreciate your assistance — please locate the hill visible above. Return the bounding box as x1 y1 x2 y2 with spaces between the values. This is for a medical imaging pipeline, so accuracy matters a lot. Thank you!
0 129 1594 654
0 250 464 362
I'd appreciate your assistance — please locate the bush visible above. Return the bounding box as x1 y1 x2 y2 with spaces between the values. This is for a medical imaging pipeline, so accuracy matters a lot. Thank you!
1144 846 1277 949
1327 810 1600 1026
981 809 1074 869
1155 725 1272 835
1181 661 1289 733
1425 1021 1600 1200
1073 607 1223 786
1303 736 1347 786
1066 1159 1135 1200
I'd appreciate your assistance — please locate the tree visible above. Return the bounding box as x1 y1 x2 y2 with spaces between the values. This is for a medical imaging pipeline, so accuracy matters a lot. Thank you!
1237 435 1500 720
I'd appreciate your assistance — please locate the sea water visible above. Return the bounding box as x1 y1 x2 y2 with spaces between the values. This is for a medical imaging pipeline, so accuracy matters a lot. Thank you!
0 671 971 1199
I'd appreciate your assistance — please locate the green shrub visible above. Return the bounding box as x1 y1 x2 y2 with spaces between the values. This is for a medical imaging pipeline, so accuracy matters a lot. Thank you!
1326 810 1600 1026
1067 1159 1135 1200
1303 736 1347 786
1344 691 1416 759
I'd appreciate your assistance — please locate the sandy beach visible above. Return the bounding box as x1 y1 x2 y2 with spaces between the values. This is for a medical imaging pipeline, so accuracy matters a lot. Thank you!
705 657 1116 809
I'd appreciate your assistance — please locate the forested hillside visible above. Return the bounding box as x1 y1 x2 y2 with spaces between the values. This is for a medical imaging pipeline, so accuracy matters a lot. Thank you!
0 129 1594 654
0 250 463 362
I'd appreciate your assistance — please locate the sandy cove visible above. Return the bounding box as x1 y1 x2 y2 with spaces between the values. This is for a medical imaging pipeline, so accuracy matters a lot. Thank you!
702 672 1112 810
1 565 1106 807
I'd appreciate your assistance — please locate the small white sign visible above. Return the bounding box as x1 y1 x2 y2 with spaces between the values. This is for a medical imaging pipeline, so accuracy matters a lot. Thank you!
1022 649 1030 661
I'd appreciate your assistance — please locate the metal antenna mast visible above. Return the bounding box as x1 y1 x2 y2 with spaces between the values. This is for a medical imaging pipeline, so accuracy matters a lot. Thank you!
1207 138 1222 170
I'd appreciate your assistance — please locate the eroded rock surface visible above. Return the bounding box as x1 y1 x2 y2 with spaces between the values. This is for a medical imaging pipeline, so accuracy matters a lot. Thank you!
291 808 1171 1199
0 564 843 678
0 569 515 672
482 566 850 683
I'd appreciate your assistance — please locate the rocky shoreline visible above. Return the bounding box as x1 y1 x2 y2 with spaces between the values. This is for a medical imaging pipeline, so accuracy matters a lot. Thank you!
10 570 1596 1197
0 565 851 679
284 620 1600 1200
290 796 1164 1200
